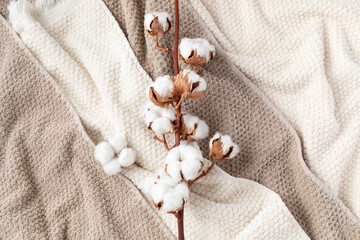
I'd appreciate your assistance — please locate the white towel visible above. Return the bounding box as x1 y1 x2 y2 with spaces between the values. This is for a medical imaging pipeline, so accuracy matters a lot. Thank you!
8 0 310 238
185 0 360 218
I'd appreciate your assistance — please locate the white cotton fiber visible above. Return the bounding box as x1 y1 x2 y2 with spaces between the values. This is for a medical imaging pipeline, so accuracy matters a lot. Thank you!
94 141 115 165
162 189 184 212
8 0 36 33
174 182 190 201
150 182 168 204
145 102 176 135
210 132 240 159
161 107 176 121
143 175 157 195
144 13 155 31
165 147 181 163
182 69 207 92
209 132 221 150
145 107 159 126
102 159 122 175
195 120 209 139
166 160 182 182
179 38 215 61
144 12 171 32
183 114 209 140
181 158 202 181
151 75 174 98
157 171 178 187
221 135 240 159
164 144 203 181
118 147 136 167
109 136 127 153
151 117 172 135
179 144 203 161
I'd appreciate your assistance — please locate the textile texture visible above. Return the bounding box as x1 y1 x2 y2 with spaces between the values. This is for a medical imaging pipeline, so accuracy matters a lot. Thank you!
4 0 310 239
0 14 174 240
102 0 360 239
0 0 359 239
185 0 360 218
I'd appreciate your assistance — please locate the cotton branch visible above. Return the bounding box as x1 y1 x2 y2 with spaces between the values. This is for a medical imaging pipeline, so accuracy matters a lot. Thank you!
142 2 239 240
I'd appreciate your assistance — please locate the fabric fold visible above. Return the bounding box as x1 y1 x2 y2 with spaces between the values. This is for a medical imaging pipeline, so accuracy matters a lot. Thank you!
0 13 174 240
184 0 360 219
4 0 310 239
100 0 360 239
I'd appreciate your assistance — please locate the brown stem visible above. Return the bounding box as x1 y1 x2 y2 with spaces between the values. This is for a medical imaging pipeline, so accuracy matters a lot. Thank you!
155 37 173 55
187 159 216 187
154 135 169 150
173 1 184 240
177 209 185 240
196 65 202 75
173 0 180 76
175 95 185 111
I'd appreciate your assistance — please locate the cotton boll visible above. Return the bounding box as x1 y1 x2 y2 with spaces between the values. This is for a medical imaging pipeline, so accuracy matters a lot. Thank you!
94 141 115 165
182 114 209 140
209 132 221 150
151 75 174 98
181 140 200 150
109 137 127 153
159 106 176 121
165 147 181 163
179 38 193 60
145 107 159 126
165 145 203 181
221 135 240 159
179 38 215 62
144 13 155 31
182 69 207 92
158 172 178 187
150 182 168 205
165 161 182 182
162 189 184 212
102 160 122 175
175 70 207 99
175 182 190 201
144 12 171 32
118 147 136 167
145 103 176 134
155 12 171 32
181 158 202 181
209 132 240 160
151 117 173 135
179 145 203 180
195 119 209 139
179 144 203 162
143 175 158 195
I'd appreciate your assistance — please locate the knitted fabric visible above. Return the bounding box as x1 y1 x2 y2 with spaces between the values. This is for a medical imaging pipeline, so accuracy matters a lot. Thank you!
184 0 360 218
101 0 360 239
6 0 310 239
0 15 174 240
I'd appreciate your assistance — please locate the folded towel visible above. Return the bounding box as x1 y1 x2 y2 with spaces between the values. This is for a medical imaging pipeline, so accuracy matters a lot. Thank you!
6 0 310 239
0 15 173 240
184 0 360 219
100 0 360 239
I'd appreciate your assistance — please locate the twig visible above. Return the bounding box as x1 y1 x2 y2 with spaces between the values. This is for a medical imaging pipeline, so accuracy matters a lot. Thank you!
153 0 183 238
154 135 169 150
187 159 216 187
196 65 202 75
172 1 184 239
155 37 173 55
174 95 185 111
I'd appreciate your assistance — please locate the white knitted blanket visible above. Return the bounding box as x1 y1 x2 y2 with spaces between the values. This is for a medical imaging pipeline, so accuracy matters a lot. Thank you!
185 0 360 218
8 0 309 239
